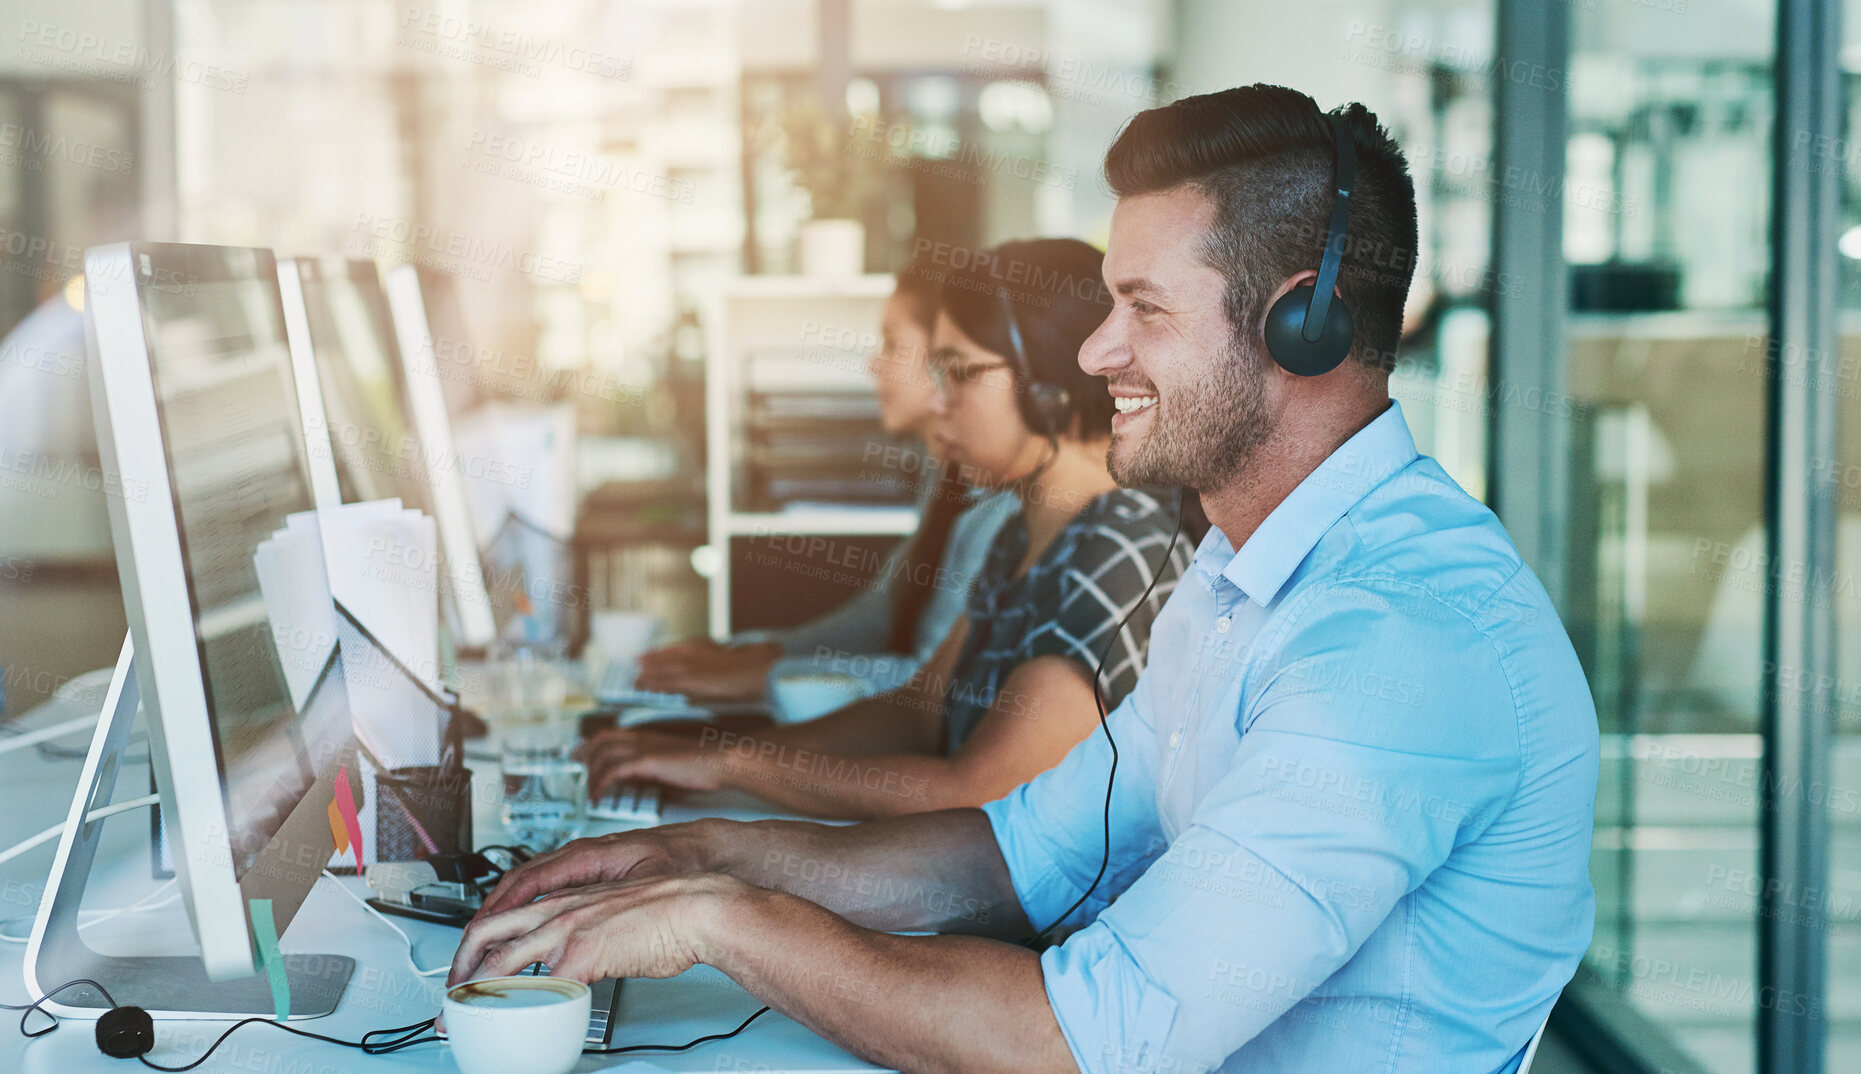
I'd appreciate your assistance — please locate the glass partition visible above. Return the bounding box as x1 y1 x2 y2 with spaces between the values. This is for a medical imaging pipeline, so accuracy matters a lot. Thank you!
1563 17 1775 1074
1827 11 1861 1068
1829 338 1861 1072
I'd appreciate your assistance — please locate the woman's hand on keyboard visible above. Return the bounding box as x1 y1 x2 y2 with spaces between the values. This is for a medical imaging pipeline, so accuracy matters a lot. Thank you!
635 640 781 702
580 727 726 796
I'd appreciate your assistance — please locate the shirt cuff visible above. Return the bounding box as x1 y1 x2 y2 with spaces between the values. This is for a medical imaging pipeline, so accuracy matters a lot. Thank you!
980 791 1089 937
1040 925 1181 1074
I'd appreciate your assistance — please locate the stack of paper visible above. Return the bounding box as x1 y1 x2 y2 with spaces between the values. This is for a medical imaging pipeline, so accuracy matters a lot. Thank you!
256 498 445 866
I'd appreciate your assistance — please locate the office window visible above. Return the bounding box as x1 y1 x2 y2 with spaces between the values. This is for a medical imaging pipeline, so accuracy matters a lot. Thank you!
1829 7 1861 1067
1831 380 1861 1074
1389 34 1497 502
169 0 739 428
1561 8 1775 1074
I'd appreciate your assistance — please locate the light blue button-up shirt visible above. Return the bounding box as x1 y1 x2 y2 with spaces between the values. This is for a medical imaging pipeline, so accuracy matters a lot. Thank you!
982 399 1599 1074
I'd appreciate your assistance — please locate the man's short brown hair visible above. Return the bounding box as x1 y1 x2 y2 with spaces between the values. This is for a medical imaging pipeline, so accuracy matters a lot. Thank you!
1104 85 1418 371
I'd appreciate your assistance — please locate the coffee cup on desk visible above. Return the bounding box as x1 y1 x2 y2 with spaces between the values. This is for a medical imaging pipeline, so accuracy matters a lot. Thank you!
442 975 590 1074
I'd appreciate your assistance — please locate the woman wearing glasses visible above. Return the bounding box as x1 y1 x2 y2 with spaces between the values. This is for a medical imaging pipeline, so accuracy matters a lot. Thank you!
583 239 1193 819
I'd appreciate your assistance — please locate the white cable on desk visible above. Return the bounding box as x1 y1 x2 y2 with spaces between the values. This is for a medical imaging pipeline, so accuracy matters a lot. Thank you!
0 793 160 867
0 713 100 756
0 878 180 944
73 878 182 931
318 870 451 977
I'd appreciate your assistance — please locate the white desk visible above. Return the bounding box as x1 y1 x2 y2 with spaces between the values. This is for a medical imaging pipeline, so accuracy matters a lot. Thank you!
0 692 889 1073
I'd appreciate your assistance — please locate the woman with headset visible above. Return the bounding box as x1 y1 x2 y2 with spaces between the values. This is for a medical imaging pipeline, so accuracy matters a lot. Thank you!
581 239 1194 820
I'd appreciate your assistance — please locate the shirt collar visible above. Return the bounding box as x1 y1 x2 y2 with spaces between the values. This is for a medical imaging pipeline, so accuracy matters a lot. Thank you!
1219 398 1420 607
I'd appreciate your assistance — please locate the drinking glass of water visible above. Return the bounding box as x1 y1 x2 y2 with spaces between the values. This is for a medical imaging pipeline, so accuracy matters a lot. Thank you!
499 734 588 852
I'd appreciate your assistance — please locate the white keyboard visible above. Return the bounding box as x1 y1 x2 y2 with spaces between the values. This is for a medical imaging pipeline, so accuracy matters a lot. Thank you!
589 782 662 825
516 967 622 1044
596 661 692 709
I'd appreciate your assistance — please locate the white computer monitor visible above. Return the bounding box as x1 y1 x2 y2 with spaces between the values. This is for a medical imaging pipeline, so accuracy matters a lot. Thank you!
279 257 438 517
27 243 361 1019
278 256 480 676
380 263 497 651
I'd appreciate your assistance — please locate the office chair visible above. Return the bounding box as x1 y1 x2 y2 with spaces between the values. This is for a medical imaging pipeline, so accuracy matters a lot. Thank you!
1517 1008 1551 1074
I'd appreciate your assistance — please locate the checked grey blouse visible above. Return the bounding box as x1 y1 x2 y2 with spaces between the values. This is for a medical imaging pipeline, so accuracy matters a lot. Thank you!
940 487 1191 752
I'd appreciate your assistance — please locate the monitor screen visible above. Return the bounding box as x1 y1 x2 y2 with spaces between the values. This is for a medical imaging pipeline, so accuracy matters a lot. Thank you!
297 260 437 519
134 250 352 879
382 263 498 650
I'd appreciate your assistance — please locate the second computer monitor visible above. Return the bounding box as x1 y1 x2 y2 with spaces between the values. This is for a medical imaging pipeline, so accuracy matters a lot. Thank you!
280 257 436 516
282 257 496 651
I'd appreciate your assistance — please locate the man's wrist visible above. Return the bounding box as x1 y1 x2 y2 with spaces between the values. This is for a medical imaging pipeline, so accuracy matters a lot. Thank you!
664 817 737 876
686 874 779 970
682 816 777 879
698 817 816 892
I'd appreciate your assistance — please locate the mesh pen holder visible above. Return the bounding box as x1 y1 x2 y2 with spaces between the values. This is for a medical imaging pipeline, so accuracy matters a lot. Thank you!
375 765 475 862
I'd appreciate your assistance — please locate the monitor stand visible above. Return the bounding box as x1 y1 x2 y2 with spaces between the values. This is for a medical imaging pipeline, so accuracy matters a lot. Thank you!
22 635 356 1019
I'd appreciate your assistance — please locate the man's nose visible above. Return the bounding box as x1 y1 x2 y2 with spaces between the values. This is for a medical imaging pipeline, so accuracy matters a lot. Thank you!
1078 315 1129 377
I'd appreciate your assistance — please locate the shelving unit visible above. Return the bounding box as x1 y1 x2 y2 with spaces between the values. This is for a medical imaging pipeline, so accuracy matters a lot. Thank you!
703 274 917 636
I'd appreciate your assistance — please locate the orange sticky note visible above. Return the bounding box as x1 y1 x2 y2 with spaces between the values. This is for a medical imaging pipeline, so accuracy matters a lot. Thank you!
327 798 348 855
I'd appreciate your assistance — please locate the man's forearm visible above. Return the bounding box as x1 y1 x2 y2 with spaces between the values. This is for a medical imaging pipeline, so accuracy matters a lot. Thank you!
697 884 1077 1074
700 810 1031 938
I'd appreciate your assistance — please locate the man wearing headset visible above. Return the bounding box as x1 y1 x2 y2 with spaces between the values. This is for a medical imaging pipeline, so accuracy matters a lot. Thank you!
451 84 1599 1074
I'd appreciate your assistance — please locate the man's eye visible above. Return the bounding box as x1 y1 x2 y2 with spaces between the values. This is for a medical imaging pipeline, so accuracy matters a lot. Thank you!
1129 300 1158 316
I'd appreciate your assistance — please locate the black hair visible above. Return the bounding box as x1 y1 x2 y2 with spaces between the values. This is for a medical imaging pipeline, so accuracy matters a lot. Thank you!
1104 84 1417 372
936 237 1115 438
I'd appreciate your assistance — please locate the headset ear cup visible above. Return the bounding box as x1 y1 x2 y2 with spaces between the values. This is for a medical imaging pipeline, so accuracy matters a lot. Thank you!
1316 297 1355 373
1262 286 1311 373
1024 383 1072 439
1262 283 1355 377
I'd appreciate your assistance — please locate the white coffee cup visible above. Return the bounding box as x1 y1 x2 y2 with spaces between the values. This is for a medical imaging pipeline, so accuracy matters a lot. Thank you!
442 975 591 1074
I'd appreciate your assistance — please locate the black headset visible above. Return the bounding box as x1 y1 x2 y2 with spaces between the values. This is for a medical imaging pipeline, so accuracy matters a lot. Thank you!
996 285 1073 440
1262 112 1357 378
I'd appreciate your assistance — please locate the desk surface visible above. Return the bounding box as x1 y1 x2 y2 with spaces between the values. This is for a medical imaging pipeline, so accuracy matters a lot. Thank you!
0 690 889 1073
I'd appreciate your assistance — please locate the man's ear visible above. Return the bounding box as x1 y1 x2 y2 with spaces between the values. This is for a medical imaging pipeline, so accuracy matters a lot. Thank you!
1254 269 1322 340
1268 268 1324 306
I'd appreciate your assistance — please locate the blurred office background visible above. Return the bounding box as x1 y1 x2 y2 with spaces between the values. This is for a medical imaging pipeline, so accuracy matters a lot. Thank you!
0 1 1854 1072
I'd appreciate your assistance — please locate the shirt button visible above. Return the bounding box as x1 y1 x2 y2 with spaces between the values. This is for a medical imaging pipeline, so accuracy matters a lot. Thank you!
1169 731 1183 750
1216 616 1232 634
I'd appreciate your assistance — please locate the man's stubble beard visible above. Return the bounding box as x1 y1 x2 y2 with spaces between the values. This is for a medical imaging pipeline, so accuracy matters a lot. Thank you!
1107 339 1274 491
